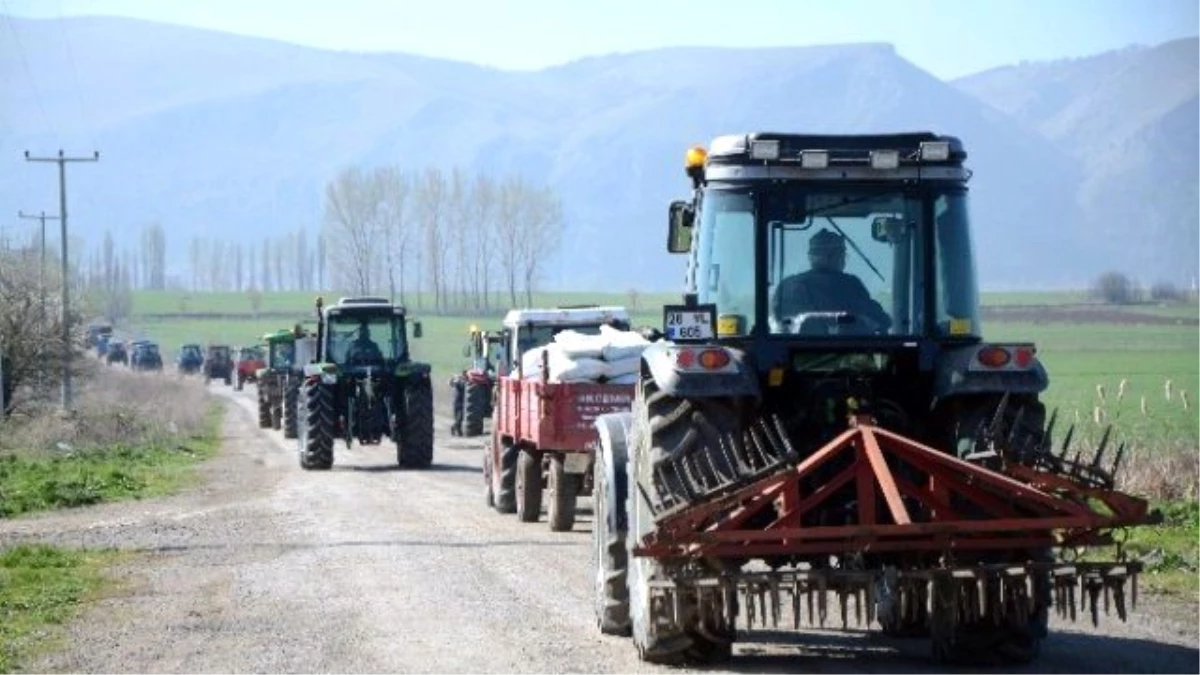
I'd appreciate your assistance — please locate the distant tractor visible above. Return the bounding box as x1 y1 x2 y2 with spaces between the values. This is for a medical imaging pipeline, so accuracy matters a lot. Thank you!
203 345 234 385
105 340 128 366
176 343 204 375
485 306 636 532
590 132 1158 664
450 325 504 437
296 297 433 470
258 328 314 438
233 345 267 391
86 322 113 354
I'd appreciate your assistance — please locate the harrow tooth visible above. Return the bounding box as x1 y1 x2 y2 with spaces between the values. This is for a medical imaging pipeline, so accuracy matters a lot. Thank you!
989 393 1011 438
839 589 848 629
1006 405 1026 450
1132 572 1138 611
769 414 800 462
769 577 781 627
1092 426 1112 468
745 583 755 630
1042 408 1059 453
1060 424 1076 457
854 589 862 627
865 580 876 627
818 577 828 628
1103 580 1110 616
807 584 815 628
1111 442 1127 479
1087 578 1102 627
792 578 801 630
757 585 767 630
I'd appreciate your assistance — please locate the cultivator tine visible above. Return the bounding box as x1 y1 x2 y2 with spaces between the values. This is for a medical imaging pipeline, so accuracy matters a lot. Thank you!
1006 405 1026 451
817 577 828 627
1111 442 1127 480
770 414 799 462
1060 424 1075 459
1092 426 1112 469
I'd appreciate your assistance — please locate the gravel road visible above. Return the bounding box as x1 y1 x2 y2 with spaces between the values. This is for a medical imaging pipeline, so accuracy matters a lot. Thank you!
2 384 1196 673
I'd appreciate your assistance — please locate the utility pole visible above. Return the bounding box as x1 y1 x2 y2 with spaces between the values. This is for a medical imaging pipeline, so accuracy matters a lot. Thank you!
18 210 60 391
24 149 100 410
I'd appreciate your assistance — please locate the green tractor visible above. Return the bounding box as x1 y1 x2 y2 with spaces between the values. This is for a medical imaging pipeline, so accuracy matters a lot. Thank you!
257 328 313 438
297 296 433 470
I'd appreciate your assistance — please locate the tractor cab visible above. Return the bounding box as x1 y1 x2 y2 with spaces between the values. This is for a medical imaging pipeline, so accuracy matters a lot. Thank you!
664 132 1046 448
500 306 632 376
464 325 507 376
315 297 421 376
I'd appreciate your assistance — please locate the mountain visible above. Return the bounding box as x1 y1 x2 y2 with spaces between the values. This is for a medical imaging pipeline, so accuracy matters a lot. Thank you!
955 38 1199 287
0 16 1194 292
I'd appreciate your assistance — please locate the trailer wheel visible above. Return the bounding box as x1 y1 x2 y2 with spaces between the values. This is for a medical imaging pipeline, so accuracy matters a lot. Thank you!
593 422 630 636
548 453 579 532
494 440 518 514
299 382 334 470
257 385 272 429
464 380 487 437
516 448 543 522
283 378 300 439
398 377 434 468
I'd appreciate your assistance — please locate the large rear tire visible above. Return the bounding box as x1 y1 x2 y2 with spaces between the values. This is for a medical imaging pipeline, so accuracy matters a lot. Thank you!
463 380 488 437
398 377 434 468
548 453 579 532
299 382 334 470
283 377 300 439
516 448 543 523
494 440 518 514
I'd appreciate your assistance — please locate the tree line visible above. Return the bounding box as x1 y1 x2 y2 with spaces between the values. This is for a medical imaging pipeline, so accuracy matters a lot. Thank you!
322 165 563 312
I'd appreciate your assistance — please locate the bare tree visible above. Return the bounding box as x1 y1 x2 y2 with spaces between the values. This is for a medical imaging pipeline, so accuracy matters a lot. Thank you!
375 167 412 305
468 174 497 311
518 185 564 306
494 176 525 307
323 167 384 295
415 167 448 311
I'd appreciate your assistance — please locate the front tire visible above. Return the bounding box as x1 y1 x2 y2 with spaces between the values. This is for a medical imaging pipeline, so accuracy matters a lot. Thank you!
593 425 631 635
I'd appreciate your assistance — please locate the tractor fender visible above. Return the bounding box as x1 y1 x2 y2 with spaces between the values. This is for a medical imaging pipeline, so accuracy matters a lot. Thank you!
594 412 633 533
932 344 1049 403
641 341 760 399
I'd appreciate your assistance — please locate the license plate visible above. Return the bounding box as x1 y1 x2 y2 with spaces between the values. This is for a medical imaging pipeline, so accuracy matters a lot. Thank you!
564 453 591 474
664 306 716 341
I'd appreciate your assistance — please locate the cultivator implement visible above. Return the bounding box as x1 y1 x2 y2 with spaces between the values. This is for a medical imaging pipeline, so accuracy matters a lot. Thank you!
634 411 1158 649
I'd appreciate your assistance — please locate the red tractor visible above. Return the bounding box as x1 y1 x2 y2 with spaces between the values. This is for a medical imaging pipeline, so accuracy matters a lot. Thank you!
450 325 504 437
234 345 266 391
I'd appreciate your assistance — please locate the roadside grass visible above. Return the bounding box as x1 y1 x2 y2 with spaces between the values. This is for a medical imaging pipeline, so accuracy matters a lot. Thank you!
0 364 223 518
0 545 120 673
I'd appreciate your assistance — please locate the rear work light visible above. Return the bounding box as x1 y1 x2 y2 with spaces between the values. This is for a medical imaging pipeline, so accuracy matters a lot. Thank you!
920 140 951 161
870 149 900 170
749 139 780 160
800 150 829 169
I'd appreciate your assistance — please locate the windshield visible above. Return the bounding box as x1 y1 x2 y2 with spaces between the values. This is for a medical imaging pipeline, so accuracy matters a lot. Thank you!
269 341 295 368
694 186 980 338
326 312 407 367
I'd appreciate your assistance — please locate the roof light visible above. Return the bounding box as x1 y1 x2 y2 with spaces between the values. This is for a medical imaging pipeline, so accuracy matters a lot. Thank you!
870 149 901 170
800 150 829 169
749 139 780 161
685 146 708 169
920 141 951 161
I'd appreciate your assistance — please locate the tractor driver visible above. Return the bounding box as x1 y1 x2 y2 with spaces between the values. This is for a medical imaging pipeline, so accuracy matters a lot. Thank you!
772 229 892 334
345 322 386 366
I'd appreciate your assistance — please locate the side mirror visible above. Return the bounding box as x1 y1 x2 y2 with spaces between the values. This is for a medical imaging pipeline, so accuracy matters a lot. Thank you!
871 216 905 243
667 201 695 254
412 321 423 339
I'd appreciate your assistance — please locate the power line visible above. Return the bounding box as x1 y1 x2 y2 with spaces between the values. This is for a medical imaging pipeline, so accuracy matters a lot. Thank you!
54 0 94 147
24 149 100 410
1 1 57 140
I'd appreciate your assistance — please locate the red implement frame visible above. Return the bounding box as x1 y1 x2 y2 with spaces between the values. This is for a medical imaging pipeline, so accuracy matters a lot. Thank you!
636 420 1153 559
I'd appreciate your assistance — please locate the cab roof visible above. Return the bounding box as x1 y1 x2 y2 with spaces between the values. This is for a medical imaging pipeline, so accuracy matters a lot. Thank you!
502 306 630 329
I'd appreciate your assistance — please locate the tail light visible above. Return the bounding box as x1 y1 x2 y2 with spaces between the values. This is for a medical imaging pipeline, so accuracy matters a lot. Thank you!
976 346 1012 368
675 347 732 371
973 344 1037 371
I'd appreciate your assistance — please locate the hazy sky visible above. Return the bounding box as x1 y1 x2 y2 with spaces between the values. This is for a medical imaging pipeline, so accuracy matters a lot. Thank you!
6 0 1198 79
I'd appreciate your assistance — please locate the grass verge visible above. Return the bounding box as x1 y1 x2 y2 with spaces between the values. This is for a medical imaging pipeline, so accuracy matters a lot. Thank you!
0 545 120 673
0 402 222 518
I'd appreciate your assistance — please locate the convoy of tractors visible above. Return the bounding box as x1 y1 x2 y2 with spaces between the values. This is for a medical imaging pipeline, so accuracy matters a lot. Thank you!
96 132 1159 666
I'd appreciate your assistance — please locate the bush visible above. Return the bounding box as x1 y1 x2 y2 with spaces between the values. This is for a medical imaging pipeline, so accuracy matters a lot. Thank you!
1149 281 1189 303
1091 271 1142 305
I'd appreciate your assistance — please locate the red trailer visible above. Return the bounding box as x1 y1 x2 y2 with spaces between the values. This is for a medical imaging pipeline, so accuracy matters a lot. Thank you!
482 305 637 532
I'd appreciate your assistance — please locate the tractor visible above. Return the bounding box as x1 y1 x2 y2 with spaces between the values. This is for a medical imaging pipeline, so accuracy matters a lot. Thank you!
591 133 1157 665
297 296 433 470
258 329 306 436
450 325 504 437
203 344 234 385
